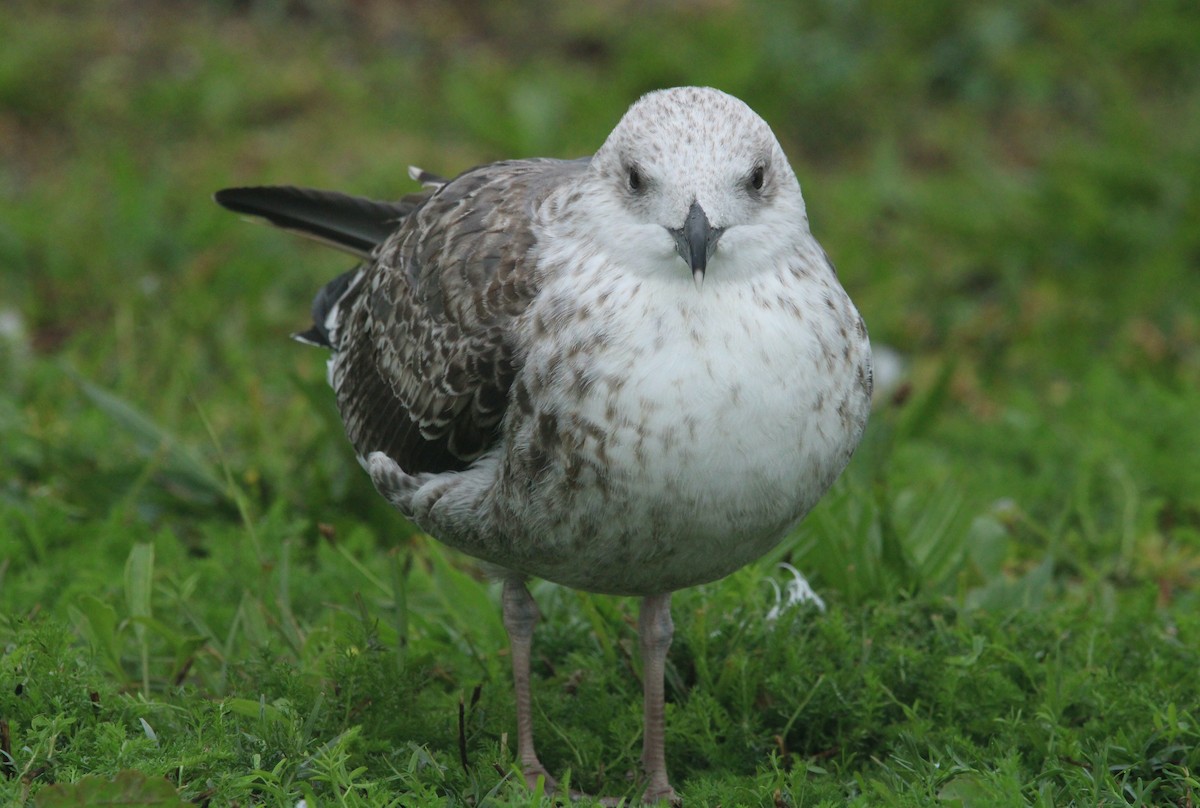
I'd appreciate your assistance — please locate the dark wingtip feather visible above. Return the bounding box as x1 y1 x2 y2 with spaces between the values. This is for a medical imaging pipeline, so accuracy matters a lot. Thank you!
214 185 416 258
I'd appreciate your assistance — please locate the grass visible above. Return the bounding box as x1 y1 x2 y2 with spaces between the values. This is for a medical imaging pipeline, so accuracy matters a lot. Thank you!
2 0 1199 805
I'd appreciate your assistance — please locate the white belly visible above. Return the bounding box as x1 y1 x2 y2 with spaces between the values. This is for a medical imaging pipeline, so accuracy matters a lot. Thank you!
488 266 871 595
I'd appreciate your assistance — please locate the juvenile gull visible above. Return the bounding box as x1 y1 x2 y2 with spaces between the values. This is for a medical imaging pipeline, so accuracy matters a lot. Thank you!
215 86 872 804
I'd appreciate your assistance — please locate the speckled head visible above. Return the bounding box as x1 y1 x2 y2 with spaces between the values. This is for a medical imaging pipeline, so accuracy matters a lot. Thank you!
583 86 810 286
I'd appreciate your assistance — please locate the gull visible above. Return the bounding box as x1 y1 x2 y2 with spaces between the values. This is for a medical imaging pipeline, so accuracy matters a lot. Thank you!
215 86 873 804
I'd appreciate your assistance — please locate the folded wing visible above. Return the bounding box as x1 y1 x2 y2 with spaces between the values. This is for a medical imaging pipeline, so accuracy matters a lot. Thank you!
215 158 588 474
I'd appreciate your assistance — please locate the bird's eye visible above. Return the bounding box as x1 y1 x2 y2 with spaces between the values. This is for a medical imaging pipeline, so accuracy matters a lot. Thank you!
628 165 643 192
750 165 765 191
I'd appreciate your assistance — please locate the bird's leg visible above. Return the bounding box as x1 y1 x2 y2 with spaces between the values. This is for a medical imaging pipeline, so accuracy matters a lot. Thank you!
501 578 555 792
638 592 679 805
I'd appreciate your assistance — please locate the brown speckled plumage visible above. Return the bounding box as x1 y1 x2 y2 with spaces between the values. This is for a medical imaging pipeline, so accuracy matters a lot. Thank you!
216 87 872 805
321 159 589 474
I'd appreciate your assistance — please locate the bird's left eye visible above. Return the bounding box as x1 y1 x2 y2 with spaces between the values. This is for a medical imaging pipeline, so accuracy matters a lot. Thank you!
628 165 643 192
750 165 765 191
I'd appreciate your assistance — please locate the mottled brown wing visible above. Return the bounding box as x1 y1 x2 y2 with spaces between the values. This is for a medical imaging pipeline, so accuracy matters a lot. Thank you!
329 158 588 474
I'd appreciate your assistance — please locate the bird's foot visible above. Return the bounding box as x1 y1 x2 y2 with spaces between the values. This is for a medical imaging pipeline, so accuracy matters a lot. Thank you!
521 763 558 794
641 783 680 805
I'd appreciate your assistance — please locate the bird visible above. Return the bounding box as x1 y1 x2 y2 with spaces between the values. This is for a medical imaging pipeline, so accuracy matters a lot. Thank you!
215 86 872 804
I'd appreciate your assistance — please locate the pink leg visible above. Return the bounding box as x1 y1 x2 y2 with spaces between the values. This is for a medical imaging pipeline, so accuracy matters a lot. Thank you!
639 593 679 804
502 578 556 792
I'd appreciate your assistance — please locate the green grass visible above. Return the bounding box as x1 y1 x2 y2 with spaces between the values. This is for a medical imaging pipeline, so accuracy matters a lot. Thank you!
2 0 1199 805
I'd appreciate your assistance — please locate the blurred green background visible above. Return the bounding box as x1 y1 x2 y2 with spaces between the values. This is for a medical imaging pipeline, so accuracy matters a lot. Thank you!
2 1 1199 805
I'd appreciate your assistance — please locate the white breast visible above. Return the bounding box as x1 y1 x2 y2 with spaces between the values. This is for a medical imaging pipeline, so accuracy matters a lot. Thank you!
496 258 871 595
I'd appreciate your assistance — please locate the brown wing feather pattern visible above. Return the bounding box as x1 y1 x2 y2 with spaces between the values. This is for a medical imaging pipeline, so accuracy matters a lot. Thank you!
327 158 588 473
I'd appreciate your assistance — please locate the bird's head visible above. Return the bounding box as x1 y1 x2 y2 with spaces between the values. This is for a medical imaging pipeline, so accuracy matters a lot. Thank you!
585 86 809 288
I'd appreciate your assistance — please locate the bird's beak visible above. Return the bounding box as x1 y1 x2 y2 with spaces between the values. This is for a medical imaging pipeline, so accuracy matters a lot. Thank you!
669 201 724 289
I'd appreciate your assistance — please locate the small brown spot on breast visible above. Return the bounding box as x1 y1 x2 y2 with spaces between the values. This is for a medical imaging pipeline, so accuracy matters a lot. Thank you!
859 362 874 397
683 414 698 441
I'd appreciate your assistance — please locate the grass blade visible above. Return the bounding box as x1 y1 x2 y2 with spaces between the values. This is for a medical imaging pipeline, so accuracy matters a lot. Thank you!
124 542 154 696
